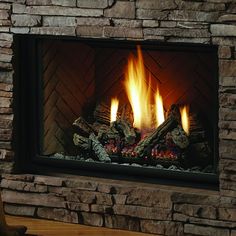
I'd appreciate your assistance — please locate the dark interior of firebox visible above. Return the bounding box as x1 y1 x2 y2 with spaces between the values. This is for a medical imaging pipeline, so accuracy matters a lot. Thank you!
40 39 218 175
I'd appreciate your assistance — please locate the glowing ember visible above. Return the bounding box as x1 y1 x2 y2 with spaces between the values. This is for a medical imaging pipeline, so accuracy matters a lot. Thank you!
110 97 119 123
155 88 165 127
180 105 190 135
124 46 152 130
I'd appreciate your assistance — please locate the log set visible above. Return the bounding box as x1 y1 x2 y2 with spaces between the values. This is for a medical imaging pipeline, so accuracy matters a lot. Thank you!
72 102 211 168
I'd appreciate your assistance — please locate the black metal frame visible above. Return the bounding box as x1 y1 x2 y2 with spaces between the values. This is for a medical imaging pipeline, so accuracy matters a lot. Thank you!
13 34 219 188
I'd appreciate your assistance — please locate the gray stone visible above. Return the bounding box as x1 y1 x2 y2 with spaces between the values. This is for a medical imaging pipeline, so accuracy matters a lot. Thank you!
77 0 108 9
0 71 13 84
144 28 210 38
0 53 12 63
178 2 225 11
11 14 41 26
37 207 78 223
160 21 176 28
112 19 142 28
10 27 30 34
0 10 9 19
81 212 103 227
104 1 135 19
12 4 26 14
0 20 10 26
143 20 159 27
184 224 230 236
76 17 110 26
105 214 140 231
30 27 75 36
137 9 169 20
96 192 113 205
0 3 11 10
212 37 236 46
0 97 12 108
104 26 143 39
4 204 35 216
211 24 236 36
15 5 103 17
43 16 76 26
76 26 103 37
220 77 236 87
26 0 76 6
2 190 66 208
218 14 236 22
66 190 96 204
167 37 210 44
169 10 219 22
137 0 176 10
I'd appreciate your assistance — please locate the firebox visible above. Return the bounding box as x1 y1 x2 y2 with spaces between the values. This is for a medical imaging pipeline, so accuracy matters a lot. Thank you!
14 35 219 184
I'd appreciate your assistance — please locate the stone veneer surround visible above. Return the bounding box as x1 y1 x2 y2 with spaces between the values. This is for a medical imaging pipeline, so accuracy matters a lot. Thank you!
0 0 236 235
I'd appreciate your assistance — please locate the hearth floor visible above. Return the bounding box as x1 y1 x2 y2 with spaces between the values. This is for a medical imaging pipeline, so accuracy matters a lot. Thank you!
6 215 154 236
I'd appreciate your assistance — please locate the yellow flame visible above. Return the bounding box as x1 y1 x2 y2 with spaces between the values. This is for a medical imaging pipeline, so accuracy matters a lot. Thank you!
124 46 152 129
155 88 165 127
110 97 119 123
180 105 190 135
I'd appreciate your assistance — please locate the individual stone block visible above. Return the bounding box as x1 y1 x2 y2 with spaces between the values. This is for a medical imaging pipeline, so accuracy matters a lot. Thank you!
126 189 172 208
64 179 97 191
4 204 35 216
0 71 13 84
76 17 110 26
211 24 236 36
0 10 9 20
37 207 78 223
218 14 236 22
81 212 103 227
76 26 103 37
178 2 225 11
136 0 176 10
21 6 103 17
12 4 26 14
143 20 159 27
96 192 113 205
77 0 108 9
0 97 12 108
113 194 127 205
0 20 10 26
219 46 232 59
174 203 217 219
169 10 219 22
184 224 230 236
34 176 63 186
104 26 143 39
30 27 75 36
66 190 96 204
219 208 236 221
10 27 30 34
113 205 171 220
167 37 210 44
11 14 41 26
140 220 183 236
0 83 13 92
26 0 76 7
43 16 76 26
105 215 140 231
104 1 135 19
137 9 169 20
2 174 34 182
2 190 66 208
112 19 142 28
220 77 236 87
219 60 236 77
144 28 210 38
0 3 11 10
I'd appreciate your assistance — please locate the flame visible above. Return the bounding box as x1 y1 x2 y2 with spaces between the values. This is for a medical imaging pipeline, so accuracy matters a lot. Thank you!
110 97 119 123
180 105 190 135
155 88 165 127
124 46 152 130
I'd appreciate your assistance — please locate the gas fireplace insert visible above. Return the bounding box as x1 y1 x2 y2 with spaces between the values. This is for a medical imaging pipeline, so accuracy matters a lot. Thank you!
14 35 219 184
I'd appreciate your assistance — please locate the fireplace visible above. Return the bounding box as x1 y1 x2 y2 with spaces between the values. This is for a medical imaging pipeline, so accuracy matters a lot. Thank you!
15 35 218 183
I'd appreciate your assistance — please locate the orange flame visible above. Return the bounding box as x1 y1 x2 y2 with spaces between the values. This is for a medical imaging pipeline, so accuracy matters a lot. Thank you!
124 46 152 130
110 97 119 123
180 105 190 135
155 88 165 127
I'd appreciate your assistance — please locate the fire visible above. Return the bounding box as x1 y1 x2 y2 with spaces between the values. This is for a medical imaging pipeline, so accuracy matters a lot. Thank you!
180 105 190 135
110 97 119 123
124 46 152 129
155 88 165 127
